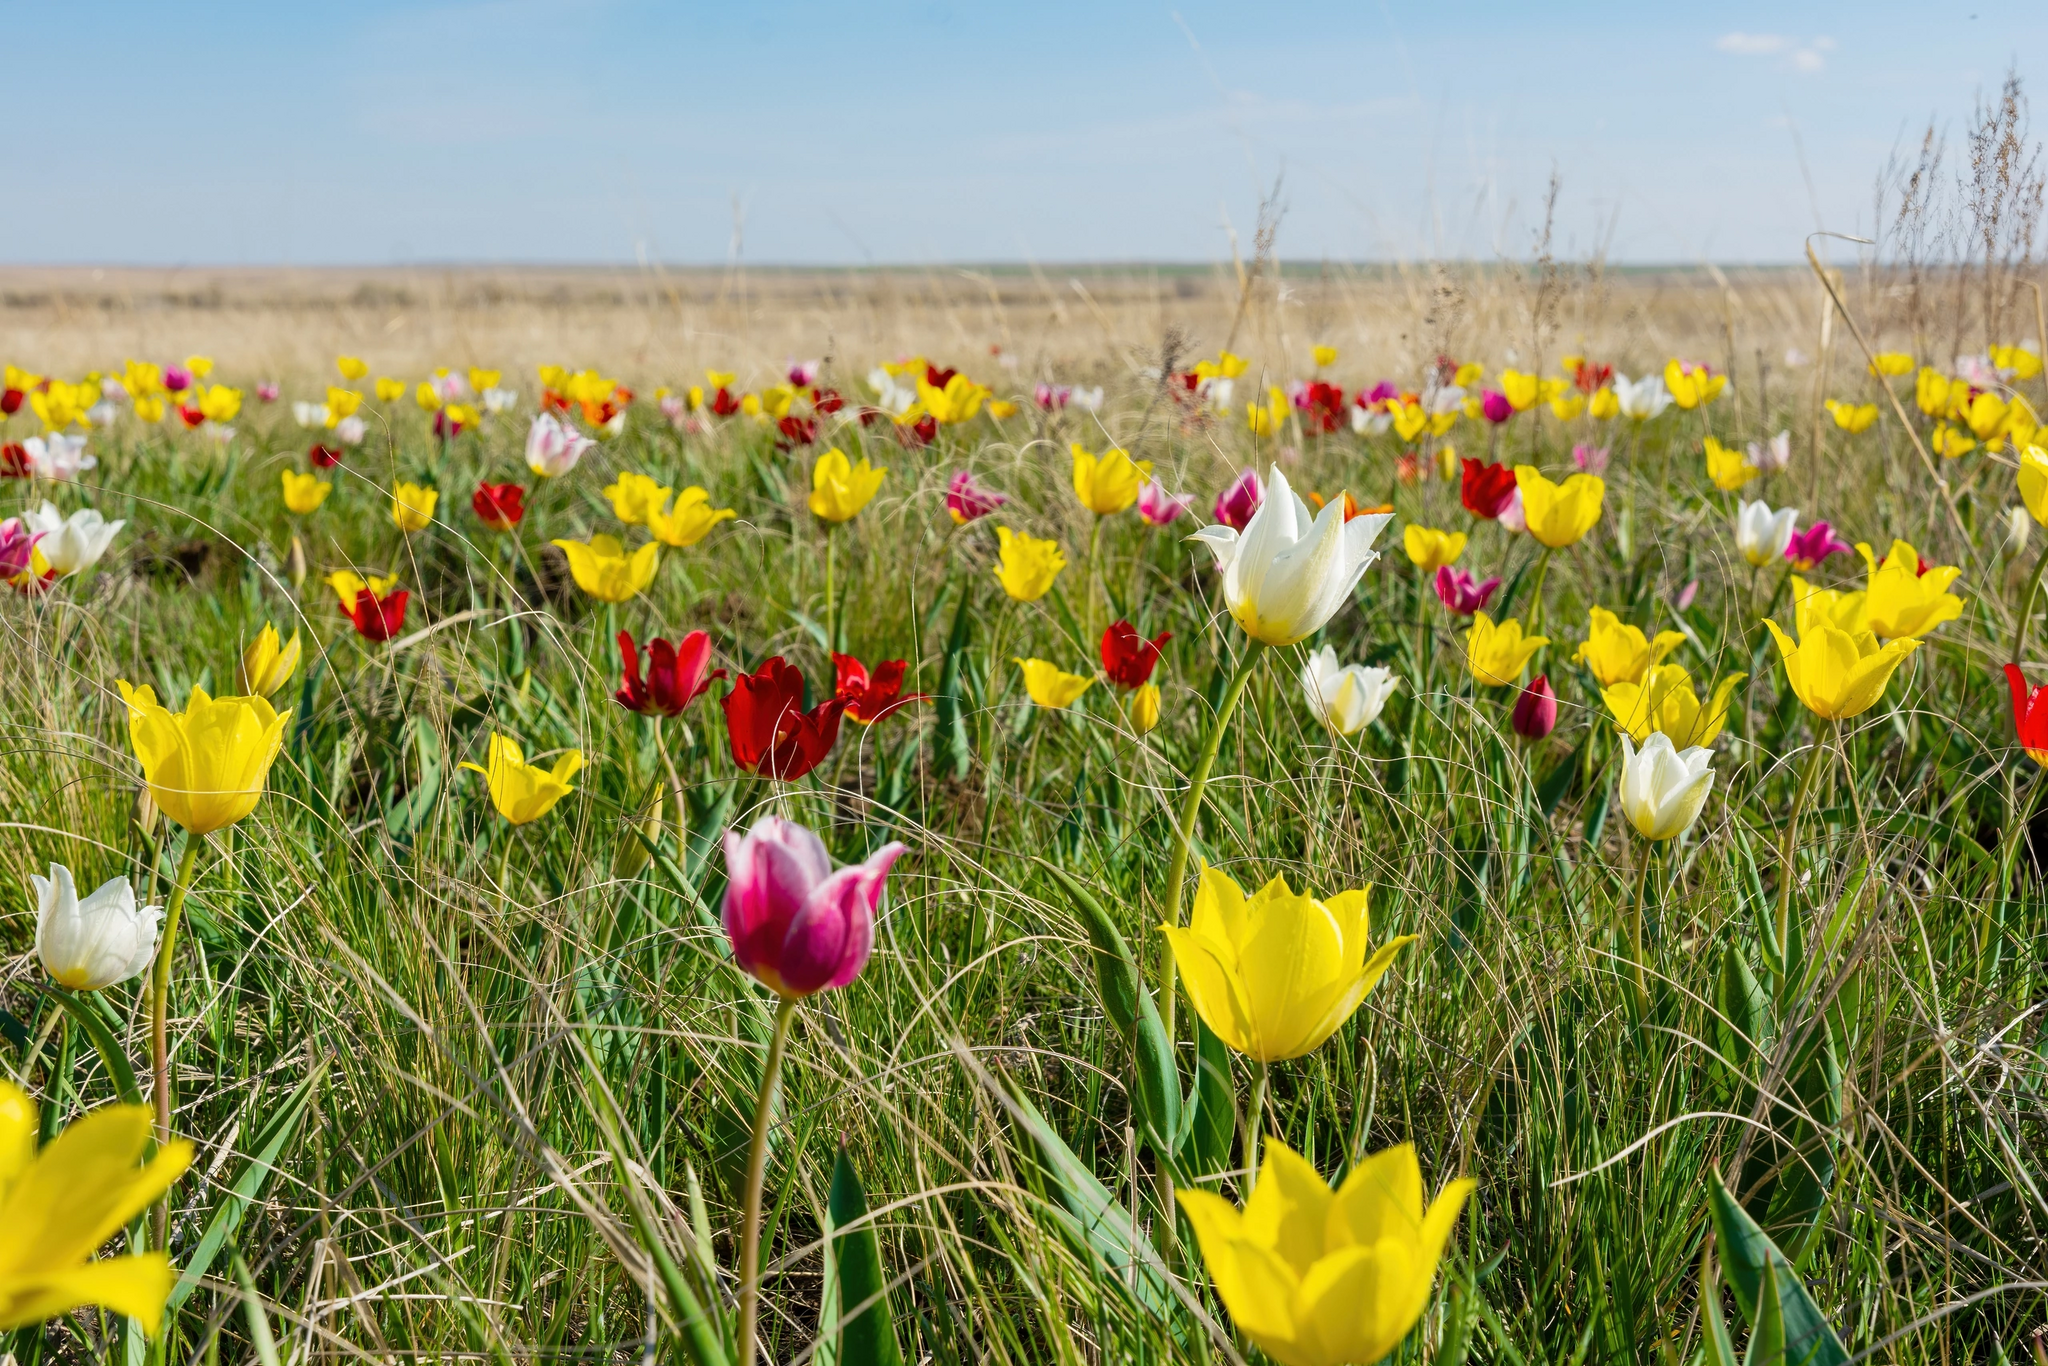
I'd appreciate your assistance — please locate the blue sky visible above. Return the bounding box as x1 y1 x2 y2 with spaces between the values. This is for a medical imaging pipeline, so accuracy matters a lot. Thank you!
12 1 2044 265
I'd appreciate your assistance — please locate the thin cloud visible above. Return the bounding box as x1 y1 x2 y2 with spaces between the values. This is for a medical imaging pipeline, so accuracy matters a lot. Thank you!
1715 31 1831 71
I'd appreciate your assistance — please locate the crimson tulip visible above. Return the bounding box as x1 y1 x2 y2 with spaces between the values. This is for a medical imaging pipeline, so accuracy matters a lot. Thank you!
347 586 408 642
1100 620 1171 689
1512 675 1558 739
618 630 724 717
473 482 527 531
832 653 928 724
1461 459 1519 519
724 657 847 780
2006 664 2048 766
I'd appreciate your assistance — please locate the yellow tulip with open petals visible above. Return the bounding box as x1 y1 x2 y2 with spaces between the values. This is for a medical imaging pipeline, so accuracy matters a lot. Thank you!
1513 466 1604 547
1869 351 1915 377
1602 664 1744 747
993 526 1066 602
390 481 438 533
1574 606 1685 687
808 448 886 522
1465 612 1548 687
1763 619 1920 720
116 682 290 836
0 1081 193 1333
1856 539 1964 639
1402 525 1466 572
1014 658 1093 709
1704 437 1758 491
237 624 301 698
1177 1139 1472 1366
604 471 671 526
1070 444 1152 515
280 469 331 515
647 487 737 547
460 733 583 825
1161 863 1415 1063
551 534 660 603
2019 444 2048 527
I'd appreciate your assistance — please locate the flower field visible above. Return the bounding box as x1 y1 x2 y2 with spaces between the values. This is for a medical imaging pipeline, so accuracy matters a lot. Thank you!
0 248 2045 1366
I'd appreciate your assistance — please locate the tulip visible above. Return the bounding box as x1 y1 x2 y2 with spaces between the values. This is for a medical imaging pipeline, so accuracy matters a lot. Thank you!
1136 478 1196 526
604 471 670 526
724 657 847 780
1127 682 1161 734
20 503 124 576
1618 731 1715 841
1588 386 1621 420
1736 500 1798 566
1459 458 1518 519
1402 525 1466 572
526 412 593 477
803 448 882 523
390 481 438 534
1465 612 1547 687
1932 422 1978 459
22 434 95 480
2019 444 2048 526
1299 646 1398 736
993 526 1066 601
1177 1140 1472 1366
1574 606 1685 687
1071 444 1151 515
1704 437 1758 491
116 681 289 837
0 1078 193 1333
551 534 660 603
0 519 45 587
281 469 332 515
1869 351 1914 376
1663 359 1726 409
460 732 582 825
374 376 405 402
1189 466 1392 648
1479 389 1514 423
472 482 526 531
832 653 928 723
1161 863 1414 1062
1213 468 1264 530
1824 399 1879 433
1602 665 1743 748
237 624 300 698
647 487 736 547
945 469 1008 524
1749 430 1793 473
616 630 723 717
1015 658 1093 709
2005 664 2048 765
1100 619 1171 689
1612 372 1674 420
1784 520 1851 570
327 570 410 642
1763 617 1920 720
34 863 161 992
1572 443 1610 474
1514 466 1604 548
1512 675 1558 739
1857 539 1964 639
722 814 904 999
1434 565 1501 616
293 401 331 429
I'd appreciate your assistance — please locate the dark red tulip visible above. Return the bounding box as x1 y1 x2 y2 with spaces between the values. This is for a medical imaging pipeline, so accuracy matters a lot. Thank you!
710 387 743 417
1512 675 1558 740
177 405 205 429
2006 664 2048 767
1100 620 1171 689
346 587 409 642
472 482 526 531
309 443 342 468
0 389 22 415
924 364 958 389
618 629 724 717
0 443 27 477
1461 458 1519 519
724 657 847 780
832 653 929 724
812 387 845 415
1296 380 1346 434
777 415 818 446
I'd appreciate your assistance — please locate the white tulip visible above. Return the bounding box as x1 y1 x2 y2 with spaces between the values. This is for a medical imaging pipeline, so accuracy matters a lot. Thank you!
292 401 331 429
1350 403 1392 435
1735 500 1798 567
1299 647 1399 736
866 368 917 415
1612 372 1674 420
34 863 161 991
23 434 94 480
1202 377 1235 413
1189 465 1392 647
20 502 125 576
85 401 119 428
1618 732 1716 842
1070 386 1104 412
1747 430 1792 473
482 386 518 414
332 414 367 446
525 412 594 477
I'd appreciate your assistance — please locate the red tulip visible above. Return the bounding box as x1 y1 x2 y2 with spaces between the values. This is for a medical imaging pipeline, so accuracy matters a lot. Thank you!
832 653 929 724
1100 620 1171 689
709 387 743 417
617 630 724 717
472 482 527 531
777 415 818 446
177 405 205 429
901 413 938 447
1511 675 1558 740
724 657 847 780
925 364 958 389
1461 459 1518 519
346 586 409 642
309 443 342 469
2006 664 2048 766
0 389 21 415
0 444 28 477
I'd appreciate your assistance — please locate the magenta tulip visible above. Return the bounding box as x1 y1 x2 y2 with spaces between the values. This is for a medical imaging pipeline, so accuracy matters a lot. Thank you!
1512 675 1558 739
1137 477 1196 527
722 816 905 998
1480 390 1514 424
1784 521 1851 570
1434 564 1502 615
1213 467 1264 530
945 468 1008 524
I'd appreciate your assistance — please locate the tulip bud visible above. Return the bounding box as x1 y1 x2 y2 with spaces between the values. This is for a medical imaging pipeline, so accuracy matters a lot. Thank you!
723 816 904 997
134 785 159 837
288 534 308 590
34 863 161 991
1128 683 1161 735
612 788 666 879
1511 675 1557 740
2008 505 2032 556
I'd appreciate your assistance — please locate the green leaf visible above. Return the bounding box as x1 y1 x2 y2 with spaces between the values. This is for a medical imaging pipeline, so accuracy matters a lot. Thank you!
932 581 976 780
1179 1013 1235 1183
46 989 140 1106
1744 1257 1787 1366
827 1148 905 1366
384 715 444 840
1715 943 1768 1073
1709 1171 1849 1366
1702 1245 1739 1366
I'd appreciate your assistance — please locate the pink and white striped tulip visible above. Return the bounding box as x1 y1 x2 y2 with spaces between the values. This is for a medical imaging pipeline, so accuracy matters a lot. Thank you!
722 817 905 997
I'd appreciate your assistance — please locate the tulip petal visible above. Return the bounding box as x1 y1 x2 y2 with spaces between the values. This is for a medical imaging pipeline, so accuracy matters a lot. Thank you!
1242 1142 1337 1275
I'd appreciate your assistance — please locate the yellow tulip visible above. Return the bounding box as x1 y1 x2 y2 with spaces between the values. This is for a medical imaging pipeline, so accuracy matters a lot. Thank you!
550 534 660 603
185 356 213 380
1500 369 1539 411
1465 612 1547 687
647 487 737 547
196 385 240 423
1391 401 1428 442
1513 466 1604 547
237 624 301 698
1193 351 1249 380
336 355 369 381
390 481 438 534
1824 399 1878 434
1856 539 1964 639
2004 396 2039 450
415 381 440 412
1574 606 1685 687
115 681 290 836
918 373 990 424
460 733 582 825
326 387 363 420
1914 367 1952 416
1932 422 1977 459
987 399 1018 419
993 526 1065 602
1791 575 1869 637
1014 658 1093 709
1704 436 1758 491
1402 525 1466 572
1127 682 1161 735
374 376 406 402
1178 1139 1472 1366
1070 444 1152 515
1549 392 1586 421
2018 444 2048 526
469 367 500 393
604 471 671 526
1602 665 1744 747
1868 351 1915 377
1588 387 1620 420
280 469 331 515
1763 619 1920 720
325 569 398 609
0 1081 193 1334
1311 344 1338 367
1452 360 1483 387
808 447 885 522
1664 359 1726 409
1161 864 1414 1062
705 369 736 388
134 395 166 424
1247 386 1288 436
1993 342 2044 379
30 382 86 431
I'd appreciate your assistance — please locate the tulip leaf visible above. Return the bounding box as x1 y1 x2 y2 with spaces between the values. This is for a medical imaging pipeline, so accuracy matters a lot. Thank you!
1715 943 1768 1074
932 582 975 781
383 715 444 841
1535 735 1582 816
0 1004 28 1055
1701 1245 1739 1366
1709 1171 1849 1366
1035 857 1140 1035
1179 1012 1235 1184
46 988 141 1106
826 1147 905 1366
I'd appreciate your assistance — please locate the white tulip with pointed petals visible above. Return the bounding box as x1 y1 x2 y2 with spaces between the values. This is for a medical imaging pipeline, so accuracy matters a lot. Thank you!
23 433 94 480
1189 466 1392 646
1612 372 1674 420
21 502 124 576
34 863 161 991
1618 732 1716 842
1299 647 1399 736
1735 500 1798 567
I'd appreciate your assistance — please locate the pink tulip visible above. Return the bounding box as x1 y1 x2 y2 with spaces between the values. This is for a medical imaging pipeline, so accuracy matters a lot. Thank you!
1034 383 1071 410
256 381 281 403
1511 675 1557 739
722 817 905 998
788 359 821 387
1213 467 1263 530
945 468 1008 524
163 365 192 393
1480 390 1513 424
1572 443 1609 474
1435 565 1502 615
1784 521 1851 570
1137 478 1196 527
0 518 40 578
1497 488 1527 533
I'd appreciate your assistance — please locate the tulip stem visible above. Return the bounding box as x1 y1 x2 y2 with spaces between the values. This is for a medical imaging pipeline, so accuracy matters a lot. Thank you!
1774 727 1832 970
1629 844 1655 1018
824 525 837 654
1083 516 1102 639
1243 1059 1270 1198
2013 541 2048 664
149 836 202 1241
1526 547 1555 639
738 994 799 1366
656 717 688 855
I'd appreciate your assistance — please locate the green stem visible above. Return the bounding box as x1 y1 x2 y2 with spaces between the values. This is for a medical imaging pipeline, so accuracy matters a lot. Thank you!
824 525 837 654
150 837 202 1239
1083 516 1103 639
2013 540 2048 664
1244 1059 1270 1197
738 995 799 1366
497 836 514 919
1629 843 1655 1018
38 1013 72 1148
1774 726 1832 967
656 715 688 854
1526 546 1556 639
